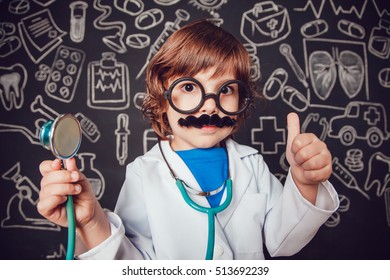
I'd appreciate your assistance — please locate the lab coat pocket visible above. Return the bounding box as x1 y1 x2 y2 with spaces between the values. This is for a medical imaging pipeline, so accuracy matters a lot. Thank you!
226 193 267 256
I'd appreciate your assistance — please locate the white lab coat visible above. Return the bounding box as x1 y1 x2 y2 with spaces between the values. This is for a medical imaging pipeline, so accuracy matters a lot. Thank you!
77 139 339 260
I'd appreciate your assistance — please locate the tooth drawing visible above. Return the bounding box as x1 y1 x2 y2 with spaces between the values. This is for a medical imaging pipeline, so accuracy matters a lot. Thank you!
0 64 27 111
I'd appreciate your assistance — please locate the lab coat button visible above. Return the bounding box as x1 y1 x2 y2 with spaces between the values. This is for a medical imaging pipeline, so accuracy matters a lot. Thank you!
214 244 224 256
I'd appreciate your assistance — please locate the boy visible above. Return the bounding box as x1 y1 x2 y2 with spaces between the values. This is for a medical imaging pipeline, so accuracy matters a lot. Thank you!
38 19 339 259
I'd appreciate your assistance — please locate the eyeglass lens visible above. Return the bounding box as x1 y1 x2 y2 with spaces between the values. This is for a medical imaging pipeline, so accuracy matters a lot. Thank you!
169 79 249 114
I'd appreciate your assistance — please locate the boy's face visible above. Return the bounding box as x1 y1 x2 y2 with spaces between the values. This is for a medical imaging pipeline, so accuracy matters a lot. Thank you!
166 67 237 151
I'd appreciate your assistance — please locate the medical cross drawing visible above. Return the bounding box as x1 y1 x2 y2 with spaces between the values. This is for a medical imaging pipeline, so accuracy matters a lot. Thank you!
251 116 286 154
364 107 380 126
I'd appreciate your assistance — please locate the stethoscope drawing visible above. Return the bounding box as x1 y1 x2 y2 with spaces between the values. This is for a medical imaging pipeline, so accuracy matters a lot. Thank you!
39 114 82 260
158 141 233 260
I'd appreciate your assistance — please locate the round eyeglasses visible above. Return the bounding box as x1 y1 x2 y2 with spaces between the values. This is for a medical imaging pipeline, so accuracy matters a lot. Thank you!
164 77 253 115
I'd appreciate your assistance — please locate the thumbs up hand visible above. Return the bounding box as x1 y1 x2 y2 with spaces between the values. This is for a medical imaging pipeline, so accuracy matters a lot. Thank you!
286 113 332 204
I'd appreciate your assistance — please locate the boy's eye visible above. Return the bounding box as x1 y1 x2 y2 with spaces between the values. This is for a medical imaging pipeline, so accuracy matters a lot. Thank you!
220 85 234 95
181 83 197 93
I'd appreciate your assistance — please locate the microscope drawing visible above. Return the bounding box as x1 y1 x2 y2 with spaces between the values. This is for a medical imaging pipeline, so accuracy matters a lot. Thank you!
1 162 60 231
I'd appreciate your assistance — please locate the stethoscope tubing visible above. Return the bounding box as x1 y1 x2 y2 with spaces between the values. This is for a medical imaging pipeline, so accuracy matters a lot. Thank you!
65 195 76 260
176 178 233 260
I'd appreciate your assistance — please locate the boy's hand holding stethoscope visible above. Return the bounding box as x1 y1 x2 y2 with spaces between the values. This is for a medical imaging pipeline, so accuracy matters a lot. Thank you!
38 157 95 228
285 112 332 204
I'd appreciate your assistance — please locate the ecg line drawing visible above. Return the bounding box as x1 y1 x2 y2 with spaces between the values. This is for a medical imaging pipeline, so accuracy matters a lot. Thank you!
294 0 326 19
372 0 390 17
329 0 368 20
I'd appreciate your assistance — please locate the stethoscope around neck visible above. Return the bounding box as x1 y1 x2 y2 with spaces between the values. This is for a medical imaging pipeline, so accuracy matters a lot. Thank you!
158 141 233 260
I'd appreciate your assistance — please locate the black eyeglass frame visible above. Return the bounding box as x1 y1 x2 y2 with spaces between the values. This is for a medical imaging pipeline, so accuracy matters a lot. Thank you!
163 77 253 116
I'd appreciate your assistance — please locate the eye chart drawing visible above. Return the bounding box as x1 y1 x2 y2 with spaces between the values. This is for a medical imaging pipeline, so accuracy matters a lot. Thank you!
87 52 130 110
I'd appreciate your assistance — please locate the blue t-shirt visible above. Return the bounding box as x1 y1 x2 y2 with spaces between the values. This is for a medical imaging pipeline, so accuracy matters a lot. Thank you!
176 147 228 208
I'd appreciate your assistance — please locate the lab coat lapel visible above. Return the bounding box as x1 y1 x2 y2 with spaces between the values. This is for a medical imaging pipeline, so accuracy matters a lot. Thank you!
215 139 255 229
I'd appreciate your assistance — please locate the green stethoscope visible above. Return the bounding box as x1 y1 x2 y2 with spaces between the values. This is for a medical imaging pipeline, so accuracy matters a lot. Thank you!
40 114 82 260
158 141 233 260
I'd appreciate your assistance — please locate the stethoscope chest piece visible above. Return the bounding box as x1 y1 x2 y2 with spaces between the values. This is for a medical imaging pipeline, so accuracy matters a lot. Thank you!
39 114 82 160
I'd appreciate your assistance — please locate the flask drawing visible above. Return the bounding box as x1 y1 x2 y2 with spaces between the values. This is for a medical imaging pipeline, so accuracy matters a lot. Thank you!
88 52 130 110
77 153 105 200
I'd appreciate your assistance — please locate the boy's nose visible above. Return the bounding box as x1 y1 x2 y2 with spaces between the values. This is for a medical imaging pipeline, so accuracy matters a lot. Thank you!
200 94 218 114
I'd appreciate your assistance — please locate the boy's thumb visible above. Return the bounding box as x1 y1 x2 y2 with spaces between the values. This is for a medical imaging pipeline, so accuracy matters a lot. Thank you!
286 112 300 153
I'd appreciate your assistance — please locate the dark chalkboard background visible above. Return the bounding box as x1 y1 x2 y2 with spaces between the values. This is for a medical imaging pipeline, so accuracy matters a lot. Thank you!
0 0 389 259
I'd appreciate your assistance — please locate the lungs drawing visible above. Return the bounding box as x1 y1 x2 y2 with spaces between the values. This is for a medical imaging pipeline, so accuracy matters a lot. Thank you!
338 50 364 99
309 51 336 101
309 49 364 100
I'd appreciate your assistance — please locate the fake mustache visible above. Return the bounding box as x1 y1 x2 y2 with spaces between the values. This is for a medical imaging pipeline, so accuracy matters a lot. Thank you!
178 114 237 128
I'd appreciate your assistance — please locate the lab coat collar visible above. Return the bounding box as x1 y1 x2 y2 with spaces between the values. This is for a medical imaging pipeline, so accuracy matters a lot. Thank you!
146 139 259 228
217 139 258 228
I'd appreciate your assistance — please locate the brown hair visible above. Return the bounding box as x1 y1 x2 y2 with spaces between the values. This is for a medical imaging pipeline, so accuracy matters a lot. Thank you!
142 19 258 139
